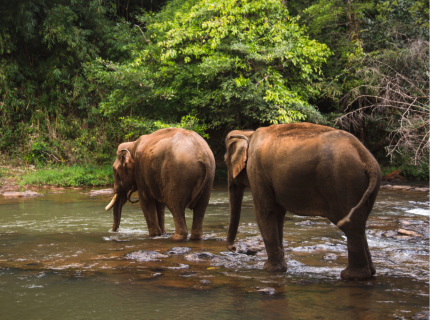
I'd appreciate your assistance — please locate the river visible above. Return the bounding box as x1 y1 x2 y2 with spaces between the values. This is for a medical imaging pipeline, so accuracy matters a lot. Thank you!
0 181 428 319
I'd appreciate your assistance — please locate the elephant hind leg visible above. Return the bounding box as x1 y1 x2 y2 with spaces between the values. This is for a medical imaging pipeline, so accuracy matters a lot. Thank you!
364 237 376 275
169 207 188 242
189 181 212 241
155 201 166 234
255 202 287 272
339 223 372 280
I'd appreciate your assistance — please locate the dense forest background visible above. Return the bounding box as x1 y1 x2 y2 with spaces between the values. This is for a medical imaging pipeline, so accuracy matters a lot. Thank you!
0 0 428 179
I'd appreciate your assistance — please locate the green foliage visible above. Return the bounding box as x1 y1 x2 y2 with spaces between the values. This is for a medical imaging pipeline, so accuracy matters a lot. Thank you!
20 165 114 187
88 0 330 130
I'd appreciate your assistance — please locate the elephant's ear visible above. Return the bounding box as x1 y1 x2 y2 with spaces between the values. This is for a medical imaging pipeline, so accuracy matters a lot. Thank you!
120 149 135 172
226 135 249 179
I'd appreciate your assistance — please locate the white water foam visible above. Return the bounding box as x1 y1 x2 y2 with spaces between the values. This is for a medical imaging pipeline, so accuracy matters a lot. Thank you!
406 208 430 216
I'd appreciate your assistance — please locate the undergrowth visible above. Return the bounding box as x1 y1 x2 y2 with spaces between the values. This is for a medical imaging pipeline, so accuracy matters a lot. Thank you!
20 165 114 187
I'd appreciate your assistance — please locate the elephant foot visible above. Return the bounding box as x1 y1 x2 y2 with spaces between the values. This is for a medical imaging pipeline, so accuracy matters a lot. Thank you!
264 259 287 272
189 234 203 241
148 229 163 237
226 244 236 252
341 265 372 281
370 263 376 276
171 232 188 242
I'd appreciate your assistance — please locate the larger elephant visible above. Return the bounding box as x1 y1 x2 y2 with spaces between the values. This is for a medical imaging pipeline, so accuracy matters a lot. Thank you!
105 128 215 241
225 123 381 280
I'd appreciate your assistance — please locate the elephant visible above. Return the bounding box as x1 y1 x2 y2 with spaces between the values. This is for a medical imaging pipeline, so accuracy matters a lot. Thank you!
105 128 215 241
224 123 381 280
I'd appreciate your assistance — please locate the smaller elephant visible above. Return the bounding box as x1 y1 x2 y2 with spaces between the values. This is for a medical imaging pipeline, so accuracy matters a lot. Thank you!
105 128 215 241
225 123 381 280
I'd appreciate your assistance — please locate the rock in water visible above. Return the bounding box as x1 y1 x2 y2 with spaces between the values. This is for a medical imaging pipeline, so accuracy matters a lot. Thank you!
2 190 44 198
412 311 429 320
166 247 192 254
257 287 276 295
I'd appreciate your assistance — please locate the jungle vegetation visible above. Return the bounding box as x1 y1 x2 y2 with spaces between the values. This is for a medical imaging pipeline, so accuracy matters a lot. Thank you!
0 0 428 182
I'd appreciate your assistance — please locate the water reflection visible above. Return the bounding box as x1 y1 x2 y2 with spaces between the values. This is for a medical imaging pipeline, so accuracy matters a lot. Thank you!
0 181 428 319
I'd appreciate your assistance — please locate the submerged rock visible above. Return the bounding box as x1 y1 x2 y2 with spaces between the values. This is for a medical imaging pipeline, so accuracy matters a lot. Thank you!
80 189 114 196
184 251 259 269
165 247 192 255
323 253 337 260
412 311 429 320
2 190 44 198
257 287 276 295
381 185 430 192
295 220 315 226
186 252 215 260
125 251 168 261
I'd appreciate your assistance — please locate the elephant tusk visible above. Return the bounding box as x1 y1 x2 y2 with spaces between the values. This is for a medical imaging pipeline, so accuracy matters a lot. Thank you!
105 194 118 211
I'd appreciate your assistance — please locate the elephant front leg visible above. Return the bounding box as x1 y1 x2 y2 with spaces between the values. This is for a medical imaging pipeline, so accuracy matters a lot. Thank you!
226 183 245 251
139 194 163 237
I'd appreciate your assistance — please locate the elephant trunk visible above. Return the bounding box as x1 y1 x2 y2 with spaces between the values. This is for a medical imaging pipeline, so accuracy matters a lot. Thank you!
226 182 245 252
112 192 127 231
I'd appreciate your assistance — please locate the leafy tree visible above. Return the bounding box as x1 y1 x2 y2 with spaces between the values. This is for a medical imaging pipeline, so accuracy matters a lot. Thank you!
88 0 331 132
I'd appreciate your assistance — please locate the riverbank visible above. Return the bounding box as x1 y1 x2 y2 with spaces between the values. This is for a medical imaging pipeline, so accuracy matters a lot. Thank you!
0 165 113 191
1 165 429 192
0 165 230 192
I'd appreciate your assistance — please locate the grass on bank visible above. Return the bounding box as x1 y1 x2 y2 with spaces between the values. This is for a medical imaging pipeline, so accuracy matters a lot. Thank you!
19 165 114 187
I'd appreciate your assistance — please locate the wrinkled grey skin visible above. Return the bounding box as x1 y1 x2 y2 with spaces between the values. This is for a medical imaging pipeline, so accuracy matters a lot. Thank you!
109 128 215 241
225 123 381 280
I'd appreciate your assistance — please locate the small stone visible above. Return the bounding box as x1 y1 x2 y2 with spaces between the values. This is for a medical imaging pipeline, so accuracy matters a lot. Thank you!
151 273 162 277
412 311 429 320
166 247 192 254
257 287 276 295
383 230 397 238
200 279 212 284
295 220 315 226
399 220 411 225
245 247 260 255
323 253 337 260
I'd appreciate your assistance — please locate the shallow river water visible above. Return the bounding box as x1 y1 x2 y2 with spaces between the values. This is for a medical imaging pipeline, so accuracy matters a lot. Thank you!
0 182 428 319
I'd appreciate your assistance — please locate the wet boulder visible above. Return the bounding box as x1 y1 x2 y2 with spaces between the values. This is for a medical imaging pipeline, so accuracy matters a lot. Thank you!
397 229 423 238
234 237 266 255
257 287 276 295
2 190 44 198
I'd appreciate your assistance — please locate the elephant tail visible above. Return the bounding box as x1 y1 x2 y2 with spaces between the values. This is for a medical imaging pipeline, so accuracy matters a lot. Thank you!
186 159 211 210
337 156 381 228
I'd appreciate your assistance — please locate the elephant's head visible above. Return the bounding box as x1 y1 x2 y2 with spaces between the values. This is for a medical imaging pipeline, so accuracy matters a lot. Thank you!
105 141 138 231
224 130 254 185
224 130 254 251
